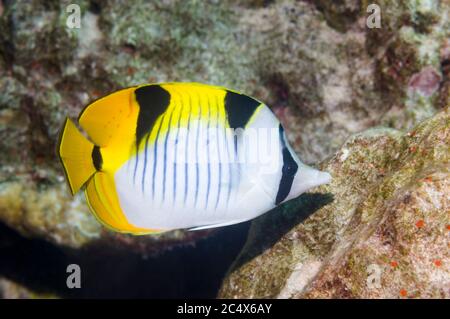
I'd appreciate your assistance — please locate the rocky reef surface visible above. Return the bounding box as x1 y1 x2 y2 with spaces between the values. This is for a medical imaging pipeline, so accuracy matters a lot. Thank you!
220 106 449 298
0 0 448 298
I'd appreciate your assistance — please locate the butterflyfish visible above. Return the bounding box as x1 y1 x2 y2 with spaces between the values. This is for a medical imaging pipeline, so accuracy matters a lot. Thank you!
57 82 331 234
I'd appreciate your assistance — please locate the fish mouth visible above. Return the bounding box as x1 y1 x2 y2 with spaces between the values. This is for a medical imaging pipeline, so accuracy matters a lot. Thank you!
314 171 332 187
289 165 332 199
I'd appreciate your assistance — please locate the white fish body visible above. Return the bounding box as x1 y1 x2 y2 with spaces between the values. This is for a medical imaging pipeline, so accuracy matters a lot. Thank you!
58 82 331 234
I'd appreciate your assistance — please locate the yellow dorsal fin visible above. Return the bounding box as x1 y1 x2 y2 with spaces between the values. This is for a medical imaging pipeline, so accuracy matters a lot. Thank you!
85 172 164 234
78 87 137 147
58 118 97 195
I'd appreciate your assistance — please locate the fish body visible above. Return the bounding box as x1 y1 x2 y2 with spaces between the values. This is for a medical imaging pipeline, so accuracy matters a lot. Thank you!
58 82 331 234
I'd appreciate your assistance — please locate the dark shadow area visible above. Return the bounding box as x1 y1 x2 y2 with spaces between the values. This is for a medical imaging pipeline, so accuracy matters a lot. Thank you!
0 221 250 298
229 192 334 272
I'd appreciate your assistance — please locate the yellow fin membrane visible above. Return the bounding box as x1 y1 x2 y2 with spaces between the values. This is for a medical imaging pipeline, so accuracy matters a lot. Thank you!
58 118 97 195
85 172 163 234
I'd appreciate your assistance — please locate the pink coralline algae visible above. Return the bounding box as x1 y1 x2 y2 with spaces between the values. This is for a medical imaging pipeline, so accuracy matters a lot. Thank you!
408 66 442 97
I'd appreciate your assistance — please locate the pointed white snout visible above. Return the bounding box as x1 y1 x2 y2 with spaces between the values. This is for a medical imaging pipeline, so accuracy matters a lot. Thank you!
290 164 332 198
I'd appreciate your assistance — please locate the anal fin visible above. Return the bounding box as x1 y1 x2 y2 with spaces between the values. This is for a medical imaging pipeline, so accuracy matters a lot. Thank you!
85 172 164 235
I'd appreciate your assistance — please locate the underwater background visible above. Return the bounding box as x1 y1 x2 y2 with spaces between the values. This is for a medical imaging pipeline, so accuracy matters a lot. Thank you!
0 0 449 298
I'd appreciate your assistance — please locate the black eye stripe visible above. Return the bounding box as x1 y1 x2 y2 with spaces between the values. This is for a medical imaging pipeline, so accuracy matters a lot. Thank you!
275 124 298 205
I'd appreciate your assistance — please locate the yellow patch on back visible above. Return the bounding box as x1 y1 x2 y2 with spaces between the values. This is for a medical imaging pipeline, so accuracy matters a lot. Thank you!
134 83 229 154
162 83 228 129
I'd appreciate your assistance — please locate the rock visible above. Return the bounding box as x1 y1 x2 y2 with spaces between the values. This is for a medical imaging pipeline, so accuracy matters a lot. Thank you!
371 0 449 132
219 106 450 299
0 277 57 299
408 66 442 97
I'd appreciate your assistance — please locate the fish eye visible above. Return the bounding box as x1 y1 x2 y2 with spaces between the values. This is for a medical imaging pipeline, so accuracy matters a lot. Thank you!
282 163 295 175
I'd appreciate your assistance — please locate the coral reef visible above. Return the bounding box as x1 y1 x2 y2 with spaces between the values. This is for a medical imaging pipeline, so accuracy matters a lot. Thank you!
219 106 449 298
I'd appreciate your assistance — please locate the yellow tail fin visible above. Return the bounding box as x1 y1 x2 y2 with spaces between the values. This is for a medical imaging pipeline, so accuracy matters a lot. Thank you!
58 118 97 195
